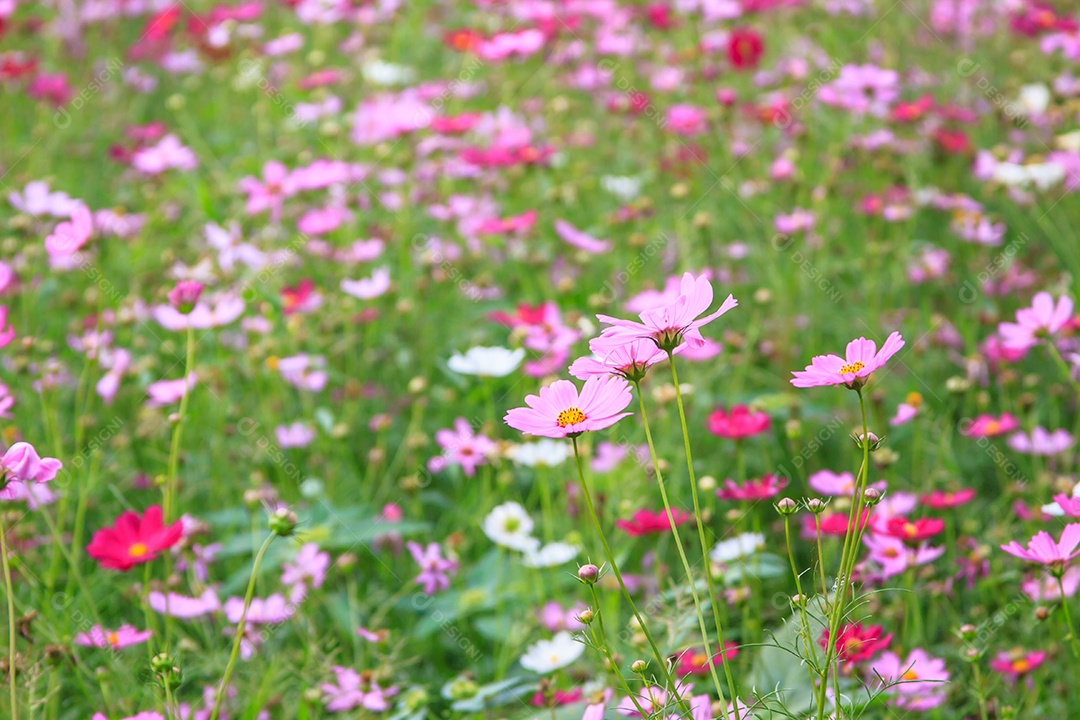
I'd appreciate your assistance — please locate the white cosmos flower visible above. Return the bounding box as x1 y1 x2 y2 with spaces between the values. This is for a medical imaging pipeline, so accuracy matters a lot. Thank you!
522 542 579 568
710 532 765 564
600 175 643 201
362 59 416 86
503 439 570 467
1016 83 1050 116
482 502 538 552
447 346 525 377
519 631 584 674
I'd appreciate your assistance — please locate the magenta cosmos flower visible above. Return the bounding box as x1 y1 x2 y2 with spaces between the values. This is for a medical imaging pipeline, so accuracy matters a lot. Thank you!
1001 524 1080 566
74 624 153 649
790 332 905 389
504 376 633 438
595 272 738 352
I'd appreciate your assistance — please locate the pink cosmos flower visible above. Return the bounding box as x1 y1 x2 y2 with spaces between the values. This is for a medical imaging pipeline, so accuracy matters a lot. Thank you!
281 542 329 590
868 649 949 711
276 422 316 448
74 624 153 649
132 135 198 174
148 589 221 618
706 405 771 439
1022 567 1080 602
278 355 328 392
595 272 738 352
961 413 1019 437
341 267 391 300
717 475 787 501
999 292 1073 350
1001 524 1080 566
238 161 295 221
554 219 612 254
989 649 1046 685
1007 427 1074 455
665 104 708 135
167 280 203 313
864 533 944 579
407 541 458 595
321 666 399 712
504 375 633 438
8 181 77 217
152 295 245 331
890 403 918 426
1052 494 1080 518
146 373 196 407
1 442 63 484
809 469 857 495
537 601 587 632
430 418 496 477
568 338 667 381
44 203 93 258
790 331 905 389
224 594 296 625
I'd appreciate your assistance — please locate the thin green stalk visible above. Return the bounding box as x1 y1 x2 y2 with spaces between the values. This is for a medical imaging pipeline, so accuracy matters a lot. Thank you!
784 516 820 687
0 514 17 720
970 660 989 720
1057 575 1080 659
569 438 692 717
164 326 196 523
1047 341 1080 395
587 586 649 718
209 532 275 720
667 356 741 717
635 383 731 718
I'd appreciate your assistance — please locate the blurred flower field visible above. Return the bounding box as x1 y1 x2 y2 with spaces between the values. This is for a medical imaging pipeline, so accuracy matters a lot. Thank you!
1 0 1080 718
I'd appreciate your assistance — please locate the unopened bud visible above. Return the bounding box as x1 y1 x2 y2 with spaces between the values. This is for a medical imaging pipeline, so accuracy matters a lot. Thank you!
631 660 647 674
578 609 595 625
578 564 600 584
269 507 298 537
775 498 798 515
806 498 827 514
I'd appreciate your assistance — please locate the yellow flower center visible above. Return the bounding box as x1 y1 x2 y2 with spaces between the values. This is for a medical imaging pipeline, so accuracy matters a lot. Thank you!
1012 659 1031 673
129 542 149 558
557 407 587 427
107 632 120 646
838 361 865 375
901 670 919 681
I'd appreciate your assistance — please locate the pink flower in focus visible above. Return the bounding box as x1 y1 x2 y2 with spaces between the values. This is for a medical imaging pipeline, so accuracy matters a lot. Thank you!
596 272 738 352
504 376 633 438
568 338 667 382
1001 524 1080 566
790 332 905 389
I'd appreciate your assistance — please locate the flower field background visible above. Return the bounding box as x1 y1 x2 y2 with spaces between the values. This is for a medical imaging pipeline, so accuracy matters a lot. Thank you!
1 0 1080 718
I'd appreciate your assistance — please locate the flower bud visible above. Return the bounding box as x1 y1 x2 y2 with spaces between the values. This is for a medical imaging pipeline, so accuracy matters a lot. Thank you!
790 593 807 607
631 659 648 674
577 609 595 625
806 498 827 514
852 431 885 452
958 624 977 641
863 488 883 505
269 507 298 537
578 564 600 584
1035 606 1049 621
775 497 798 516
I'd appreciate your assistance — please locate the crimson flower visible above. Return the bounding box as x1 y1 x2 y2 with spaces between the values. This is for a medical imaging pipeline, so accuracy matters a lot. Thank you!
616 508 690 536
87 505 184 571
880 517 945 543
706 405 771 439
717 475 787 502
820 623 893 665
727 28 764 70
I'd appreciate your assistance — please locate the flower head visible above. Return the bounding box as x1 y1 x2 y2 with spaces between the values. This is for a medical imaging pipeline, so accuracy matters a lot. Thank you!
74 624 153 649
790 332 905 389
520 631 585 674
87 505 184 571
504 376 633 438
1 442 62 485
1001 524 1080 567
616 508 689 536
706 405 771 439
999 292 1074 350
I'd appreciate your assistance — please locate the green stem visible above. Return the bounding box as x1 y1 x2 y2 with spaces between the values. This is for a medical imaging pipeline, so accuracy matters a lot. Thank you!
569 438 692 717
587 586 649 718
1047 341 1080 395
784 516 821 685
667 356 741 717
165 326 197 522
635 383 731 718
0 514 17 720
1058 575 1080 659
209 533 275 720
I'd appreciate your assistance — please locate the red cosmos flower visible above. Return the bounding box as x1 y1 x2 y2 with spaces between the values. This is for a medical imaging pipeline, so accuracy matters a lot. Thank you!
934 128 972 154
674 642 739 675
489 302 547 328
530 688 583 707
616 508 690 536
920 488 975 509
706 405 771 439
807 510 871 536
1010 3 1077 36
87 505 183 571
890 94 934 123
881 516 945 543
645 3 674 30
727 28 764 70
431 113 482 134
444 29 484 53
820 623 892 665
281 279 319 315
717 475 787 502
